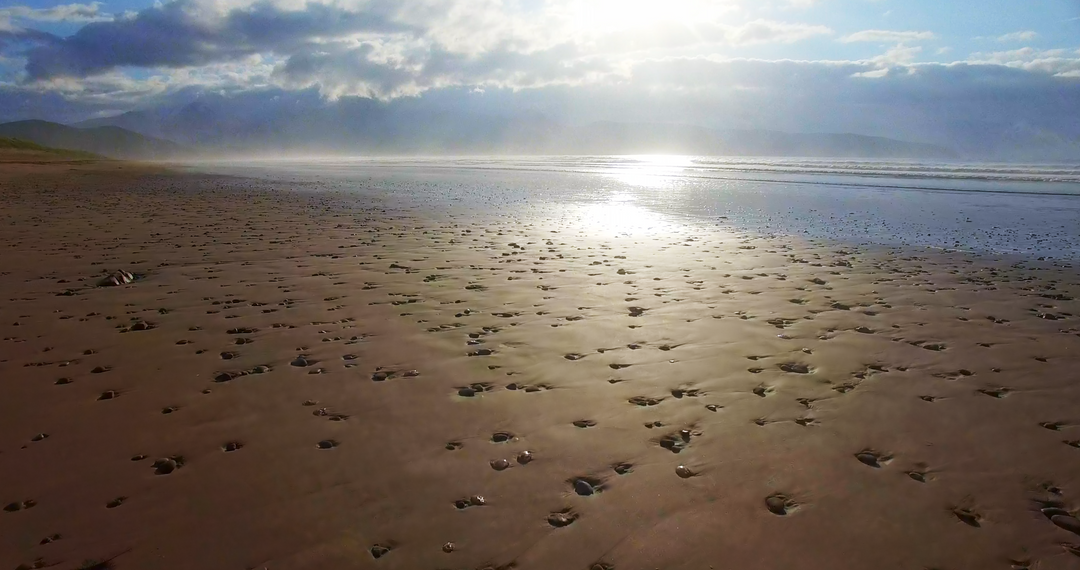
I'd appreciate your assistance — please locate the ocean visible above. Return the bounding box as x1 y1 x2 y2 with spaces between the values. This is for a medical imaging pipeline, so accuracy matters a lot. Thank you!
183 155 1080 259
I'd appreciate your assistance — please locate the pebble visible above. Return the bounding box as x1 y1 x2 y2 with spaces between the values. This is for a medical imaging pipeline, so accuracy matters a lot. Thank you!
573 479 595 496
153 458 178 475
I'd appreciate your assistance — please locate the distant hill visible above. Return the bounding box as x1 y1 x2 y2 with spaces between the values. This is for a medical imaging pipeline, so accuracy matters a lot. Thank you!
0 136 104 160
0 120 186 160
716 129 957 159
74 97 957 159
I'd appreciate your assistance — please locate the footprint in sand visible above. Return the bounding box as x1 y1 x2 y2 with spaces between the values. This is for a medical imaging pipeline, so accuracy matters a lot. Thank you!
658 430 694 453
4 500 37 512
573 420 597 428
454 495 486 509
1039 503 1080 535
569 476 605 496
152 456 184 475
765 493 798 515
855 449 892 468
752 385 774 397
38 533 62 545
977 387 1011 398
316 439 339 450
951 506 982 528
457 383 494 397
671 387 702 398
291 355 315 367
907 467 931 482
547 508 578 527
491 431 515 443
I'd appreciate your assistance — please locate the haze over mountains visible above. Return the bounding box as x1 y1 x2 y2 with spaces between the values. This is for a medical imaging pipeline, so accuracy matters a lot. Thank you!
71 99 957 159
0 120 184 160
6 92 1079 161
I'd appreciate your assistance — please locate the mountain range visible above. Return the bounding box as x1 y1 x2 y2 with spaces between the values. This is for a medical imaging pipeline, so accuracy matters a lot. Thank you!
67 98 960 159
0 120 185 160
1 103 965 160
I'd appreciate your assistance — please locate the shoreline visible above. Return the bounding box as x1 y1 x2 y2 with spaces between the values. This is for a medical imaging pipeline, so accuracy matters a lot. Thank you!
1 162 1079 570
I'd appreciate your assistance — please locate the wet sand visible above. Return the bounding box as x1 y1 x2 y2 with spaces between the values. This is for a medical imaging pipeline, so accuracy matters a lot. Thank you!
2 160 1080 570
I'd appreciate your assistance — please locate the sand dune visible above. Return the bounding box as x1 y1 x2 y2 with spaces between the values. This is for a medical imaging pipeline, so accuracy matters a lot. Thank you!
1 161 1079 570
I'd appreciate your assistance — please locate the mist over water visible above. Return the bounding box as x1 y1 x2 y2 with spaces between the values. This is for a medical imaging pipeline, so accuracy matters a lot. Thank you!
185 155 1080 259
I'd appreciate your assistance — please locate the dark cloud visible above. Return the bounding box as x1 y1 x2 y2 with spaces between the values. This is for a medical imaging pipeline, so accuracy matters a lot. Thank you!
23 0 410 79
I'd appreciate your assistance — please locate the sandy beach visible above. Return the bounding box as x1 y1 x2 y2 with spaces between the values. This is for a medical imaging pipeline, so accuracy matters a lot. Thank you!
2 158 1080 570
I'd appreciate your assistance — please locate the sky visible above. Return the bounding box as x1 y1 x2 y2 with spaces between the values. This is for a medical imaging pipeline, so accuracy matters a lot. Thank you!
0 0 1078 148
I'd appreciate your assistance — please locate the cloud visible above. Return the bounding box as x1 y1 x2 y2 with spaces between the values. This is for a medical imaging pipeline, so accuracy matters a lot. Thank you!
0 3 111 24
726 20 833 45
0 0 1078 159
997 31 1038 42
11 0 831 88
840 30 936 43
22 0 412 80
969 47 1080 76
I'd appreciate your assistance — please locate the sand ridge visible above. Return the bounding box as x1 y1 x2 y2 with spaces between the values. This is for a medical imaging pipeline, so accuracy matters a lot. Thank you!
1 163 1079 570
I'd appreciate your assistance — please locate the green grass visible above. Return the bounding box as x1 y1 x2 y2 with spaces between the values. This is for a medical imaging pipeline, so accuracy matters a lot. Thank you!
0 136 104 159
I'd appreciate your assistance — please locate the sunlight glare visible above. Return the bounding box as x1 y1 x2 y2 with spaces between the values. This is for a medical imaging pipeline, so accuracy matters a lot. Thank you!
608 154 694 188
567 0 732 33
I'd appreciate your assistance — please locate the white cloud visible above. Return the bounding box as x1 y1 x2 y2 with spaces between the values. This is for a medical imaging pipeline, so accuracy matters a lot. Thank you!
997 31 1038 42
872 44 923 65
0 3 111 23
969 47 1080 77
726 20 834 45
840 30 936 43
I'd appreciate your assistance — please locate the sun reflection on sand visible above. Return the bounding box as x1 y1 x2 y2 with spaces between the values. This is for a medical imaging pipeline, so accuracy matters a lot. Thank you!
575 199 680 236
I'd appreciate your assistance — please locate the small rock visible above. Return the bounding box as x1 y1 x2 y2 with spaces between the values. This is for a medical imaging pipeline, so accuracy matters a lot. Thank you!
573 479 595 496
675 465 694 478
516 450 533 464
153 458 178 475
490 458 511 471
1052 514 1080 535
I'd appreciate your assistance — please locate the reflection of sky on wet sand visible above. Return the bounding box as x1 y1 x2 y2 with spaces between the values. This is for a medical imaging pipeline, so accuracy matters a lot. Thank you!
574 201 680 236
189 156 1080 258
